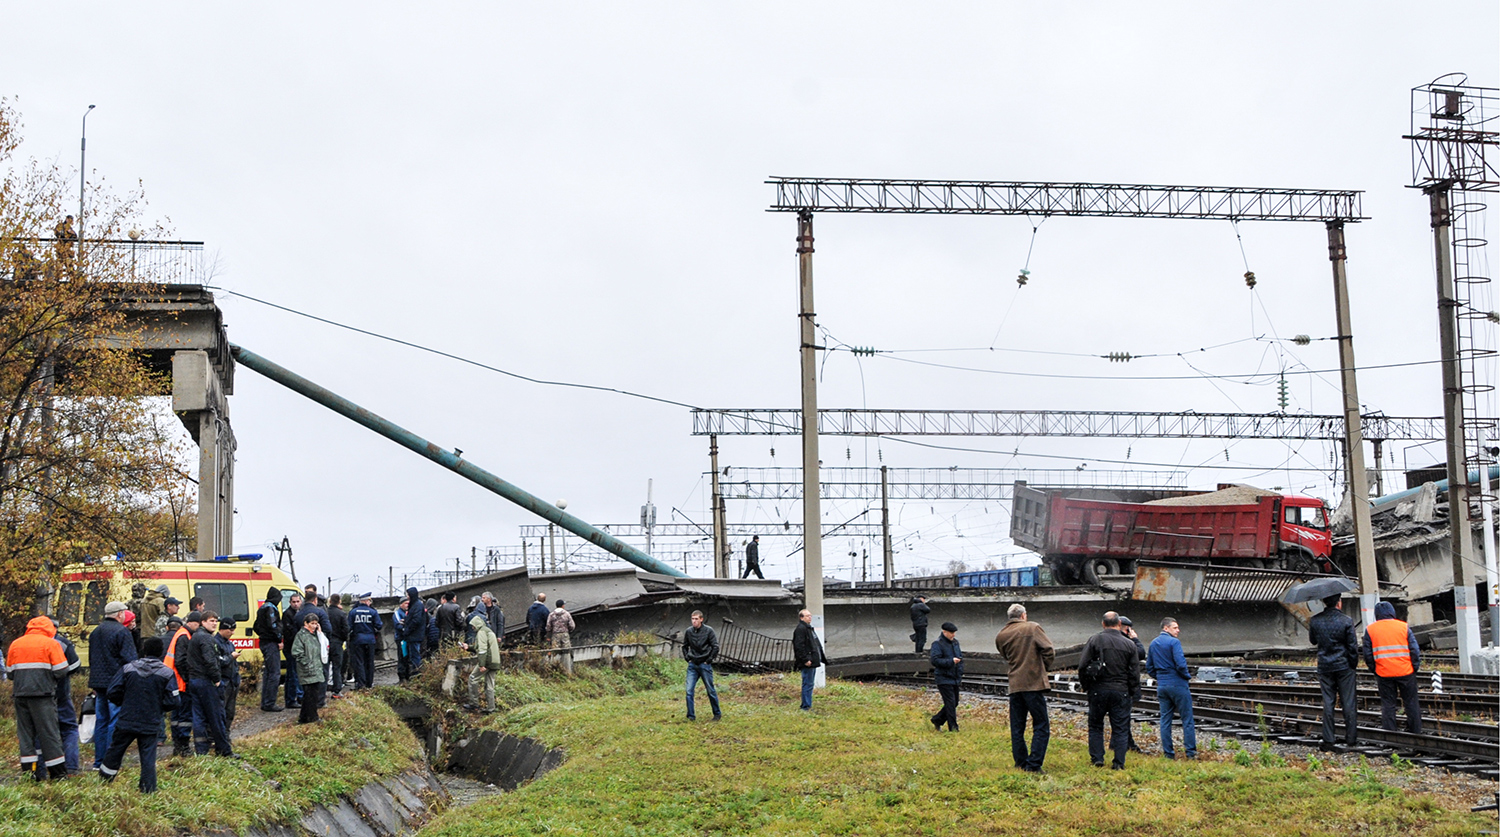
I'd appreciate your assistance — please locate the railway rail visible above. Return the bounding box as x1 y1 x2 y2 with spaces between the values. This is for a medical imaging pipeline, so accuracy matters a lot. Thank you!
845 665 1498 779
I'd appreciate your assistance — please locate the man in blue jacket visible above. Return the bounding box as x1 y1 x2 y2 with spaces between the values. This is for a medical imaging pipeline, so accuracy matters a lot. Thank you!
1146 617 1195 759
98 636 179 793
50 620 82 773
347 593 382 689
929 621 964 732
527 593 549 645
87 601 138 770
397 588 428 681
1309 595 1360 751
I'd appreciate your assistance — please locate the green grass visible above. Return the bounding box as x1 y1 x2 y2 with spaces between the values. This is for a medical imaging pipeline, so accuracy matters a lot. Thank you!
417 676 1492 837
0 685 422 837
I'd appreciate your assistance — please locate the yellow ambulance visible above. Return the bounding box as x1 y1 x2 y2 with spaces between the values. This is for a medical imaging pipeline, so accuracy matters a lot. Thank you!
53 555 301 668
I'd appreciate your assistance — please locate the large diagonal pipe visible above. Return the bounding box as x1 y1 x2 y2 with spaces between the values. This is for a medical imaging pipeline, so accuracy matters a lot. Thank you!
230 344 687 578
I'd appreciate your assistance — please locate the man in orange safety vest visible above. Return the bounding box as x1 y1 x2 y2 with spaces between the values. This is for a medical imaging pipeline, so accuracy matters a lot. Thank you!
1359 600 1422 734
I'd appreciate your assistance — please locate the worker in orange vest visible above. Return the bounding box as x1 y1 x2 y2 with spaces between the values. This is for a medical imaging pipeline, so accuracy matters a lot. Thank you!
1359 600 1422 734
162 613 200 756
6 616 70 779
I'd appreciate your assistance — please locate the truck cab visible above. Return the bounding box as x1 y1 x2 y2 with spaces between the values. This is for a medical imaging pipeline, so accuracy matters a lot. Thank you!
1278 496 1333 572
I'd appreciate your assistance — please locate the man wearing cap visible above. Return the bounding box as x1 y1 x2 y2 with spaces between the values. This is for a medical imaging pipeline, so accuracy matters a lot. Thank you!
929 622 965 731
162 612 201 756
253 588 284 711
138 585 169 639
546 600 576 675
1118 615 1146 752
1361 601 1423 734
154 597 182 638
909 595 931 655
742 534 763 579
996 603 1055 772
87 601 138 770
791 609 827 711
1079 611 1141 770
215 619 241 729
8 616 72 779
347 593 382 690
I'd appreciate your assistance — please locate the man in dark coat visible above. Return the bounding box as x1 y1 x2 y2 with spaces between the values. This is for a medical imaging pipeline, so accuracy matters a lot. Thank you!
253 588 284 712
214 619 241 728
1078 611 1141 770
996 603 1055 772
87 602 139 770
1310 594 1361 750
791 609 827 711
281 593 304 708
929 622 964 732
98 636 179 793
909 595 931 655
1119 615 1147 752
50 621 82 773
435 592 464 648
347 593 382 689
186 612 234 757
480 591 504 639
326 595 349 695
682 610 722 721
526 593 549 645
742 535 763 579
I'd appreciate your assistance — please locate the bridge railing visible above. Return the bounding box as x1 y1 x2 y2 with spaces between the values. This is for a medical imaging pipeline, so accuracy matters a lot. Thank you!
1 238 207 285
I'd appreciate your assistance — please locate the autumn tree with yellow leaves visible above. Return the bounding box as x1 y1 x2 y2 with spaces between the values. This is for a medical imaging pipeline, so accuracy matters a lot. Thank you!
0 99 196 631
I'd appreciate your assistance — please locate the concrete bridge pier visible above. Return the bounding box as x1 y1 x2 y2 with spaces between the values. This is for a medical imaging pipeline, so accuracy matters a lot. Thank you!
173 349 235 561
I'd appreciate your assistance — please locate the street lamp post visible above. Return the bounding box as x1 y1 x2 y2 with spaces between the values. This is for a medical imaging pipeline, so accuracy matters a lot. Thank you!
79 104 95 260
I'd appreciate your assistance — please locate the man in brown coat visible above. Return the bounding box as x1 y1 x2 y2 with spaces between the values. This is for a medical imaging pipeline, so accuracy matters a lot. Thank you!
995 603 1055 772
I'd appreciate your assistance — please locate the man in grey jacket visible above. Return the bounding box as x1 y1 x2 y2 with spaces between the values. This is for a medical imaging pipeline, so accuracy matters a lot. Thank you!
995 603 1054 772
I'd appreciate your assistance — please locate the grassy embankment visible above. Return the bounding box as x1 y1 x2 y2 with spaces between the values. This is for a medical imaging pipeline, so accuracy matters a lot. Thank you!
419 671 1493 837
0 681 422 837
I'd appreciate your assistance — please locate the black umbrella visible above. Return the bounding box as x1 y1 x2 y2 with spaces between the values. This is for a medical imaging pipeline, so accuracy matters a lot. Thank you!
1281 576 1357 605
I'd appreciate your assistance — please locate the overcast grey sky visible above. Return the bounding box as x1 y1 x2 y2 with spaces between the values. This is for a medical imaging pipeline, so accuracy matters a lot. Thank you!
4 3 1496 589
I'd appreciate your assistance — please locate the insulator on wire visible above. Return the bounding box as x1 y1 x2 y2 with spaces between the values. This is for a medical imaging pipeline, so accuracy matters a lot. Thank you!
1292 334 1312 346
1017 269 1030 287
1488 311 1500 324
1107 351 1134 363
1244 271 1257 289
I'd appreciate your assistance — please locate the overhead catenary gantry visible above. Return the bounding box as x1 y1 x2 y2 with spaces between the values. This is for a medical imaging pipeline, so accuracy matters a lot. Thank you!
770 176 1378 662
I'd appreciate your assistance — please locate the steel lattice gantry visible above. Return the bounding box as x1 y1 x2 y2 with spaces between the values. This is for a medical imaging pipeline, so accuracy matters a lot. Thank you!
517 522 886 538
710 467 1187 501
692 408 1444 441
767 178 1365 221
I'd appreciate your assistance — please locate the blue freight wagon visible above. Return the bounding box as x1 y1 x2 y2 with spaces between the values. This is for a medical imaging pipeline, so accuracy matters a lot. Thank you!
956 567 1039 588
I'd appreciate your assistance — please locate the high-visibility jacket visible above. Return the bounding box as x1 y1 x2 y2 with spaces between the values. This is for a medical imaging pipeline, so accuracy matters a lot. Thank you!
163 625 192 690
1366 619 1415 678
5 616 69 697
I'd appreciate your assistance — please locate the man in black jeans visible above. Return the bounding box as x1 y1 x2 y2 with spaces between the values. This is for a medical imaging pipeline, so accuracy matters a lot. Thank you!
1078 611 1140 770
1309 594 1360 751
252 589 283 712
909 596 930 655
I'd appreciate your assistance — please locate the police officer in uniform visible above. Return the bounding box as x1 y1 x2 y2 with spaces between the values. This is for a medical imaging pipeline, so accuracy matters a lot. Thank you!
348 593 383 689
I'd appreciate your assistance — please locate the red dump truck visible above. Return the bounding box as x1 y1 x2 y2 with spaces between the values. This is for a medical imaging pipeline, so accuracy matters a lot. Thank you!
1009 483 1333 585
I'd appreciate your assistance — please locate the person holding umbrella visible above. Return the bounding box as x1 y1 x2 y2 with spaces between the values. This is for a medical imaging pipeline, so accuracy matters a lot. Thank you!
1284 576 1360 752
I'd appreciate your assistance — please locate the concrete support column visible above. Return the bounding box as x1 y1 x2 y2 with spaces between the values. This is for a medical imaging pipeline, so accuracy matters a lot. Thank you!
796 211 825 685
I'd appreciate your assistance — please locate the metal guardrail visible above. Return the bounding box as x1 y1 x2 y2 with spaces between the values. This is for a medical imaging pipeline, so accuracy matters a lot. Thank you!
2 238 206 285
717 618 794 670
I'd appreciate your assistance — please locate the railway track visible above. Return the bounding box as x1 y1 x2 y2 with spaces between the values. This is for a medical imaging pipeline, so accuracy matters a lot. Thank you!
858 670 1499 779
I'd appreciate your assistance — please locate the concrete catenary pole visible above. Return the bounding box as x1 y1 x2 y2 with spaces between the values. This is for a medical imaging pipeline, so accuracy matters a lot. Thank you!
1427 189 1484 671
797 210 825 684
230 344 689 578
881 465 894 585
1326 221 1379 630
709 435 727 578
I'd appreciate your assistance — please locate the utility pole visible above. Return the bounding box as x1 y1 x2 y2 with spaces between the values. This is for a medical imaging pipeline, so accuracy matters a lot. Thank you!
881 465 894 585
642 479 656 559
388 567 393 597
1327 221 1379 630
1428 187 1484 670
710 436 727 578
548 523 557 575
78 104 94 257
797 210 825 687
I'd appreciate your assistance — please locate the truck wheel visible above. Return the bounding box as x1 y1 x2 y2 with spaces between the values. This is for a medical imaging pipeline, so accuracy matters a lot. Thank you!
1081 558 1116 586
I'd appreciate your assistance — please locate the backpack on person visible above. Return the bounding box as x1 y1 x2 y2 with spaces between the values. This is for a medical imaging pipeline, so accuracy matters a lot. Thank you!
1079 654 1108 691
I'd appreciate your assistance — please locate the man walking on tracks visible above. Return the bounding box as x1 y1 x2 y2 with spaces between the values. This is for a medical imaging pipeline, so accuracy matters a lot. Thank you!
742 535 764 579
909 595 930 655
1361 601 1422 734
996 603 1054 772
929 622 964 732
1079 611 1140 770
791 609 827 711
683 611 722 721
1310 595 1360 751
1146 617 1195 760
